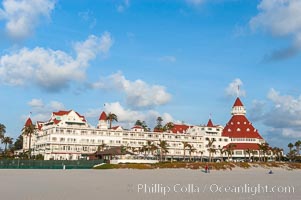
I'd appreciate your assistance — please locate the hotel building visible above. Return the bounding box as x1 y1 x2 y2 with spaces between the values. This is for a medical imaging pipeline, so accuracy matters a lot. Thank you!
22 97 270 160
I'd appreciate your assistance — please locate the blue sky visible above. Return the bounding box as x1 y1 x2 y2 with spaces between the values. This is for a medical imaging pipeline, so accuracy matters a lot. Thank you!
0 0 301 151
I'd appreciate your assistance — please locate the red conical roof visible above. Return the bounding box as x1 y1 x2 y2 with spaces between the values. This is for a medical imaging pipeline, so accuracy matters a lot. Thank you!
233 97 244 107
99 111 107 120
25 118 33 127
207 119 214 127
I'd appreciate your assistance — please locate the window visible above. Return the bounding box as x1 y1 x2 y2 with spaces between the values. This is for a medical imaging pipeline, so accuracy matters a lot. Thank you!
237 128 241 132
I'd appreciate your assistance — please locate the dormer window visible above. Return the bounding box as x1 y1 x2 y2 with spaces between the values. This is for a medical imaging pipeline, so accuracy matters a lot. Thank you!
246 128 250 132
237 128 241 132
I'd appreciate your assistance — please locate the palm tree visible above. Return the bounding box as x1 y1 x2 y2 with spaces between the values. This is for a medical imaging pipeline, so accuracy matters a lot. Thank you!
158 140 169 161
258 143 269 162
199 151 204 162
207 138 215 162
1 136 13 153
22 119 35 159
182 141 190 161
245 148 252 162
219 148 226 161
288 143 294 152
0 123 6 139
107 113 118 129
225 144 236 161
295 140 301 155
187 144 196 161
146 140 153 155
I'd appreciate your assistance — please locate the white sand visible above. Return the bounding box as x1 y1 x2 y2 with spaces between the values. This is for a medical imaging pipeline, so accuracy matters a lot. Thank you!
0 167 300 200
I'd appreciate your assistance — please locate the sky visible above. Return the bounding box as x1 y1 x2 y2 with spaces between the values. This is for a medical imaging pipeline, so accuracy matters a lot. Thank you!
0 0 301 152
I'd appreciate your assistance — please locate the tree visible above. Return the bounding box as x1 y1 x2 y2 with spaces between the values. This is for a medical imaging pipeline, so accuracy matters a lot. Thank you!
187 144 196 161
225 144 236 161
107 113 118 129
258 143 269 162
207 138 215 162
1 136 13 152
154 117 163 132
288 143 294 152
135 120 149 131
0 123 6 139
245 148 252 162
158 140 169 161
182 142 190 161
295 140 301 155
13 135 23 150
22 120 35 159
163 122 174 132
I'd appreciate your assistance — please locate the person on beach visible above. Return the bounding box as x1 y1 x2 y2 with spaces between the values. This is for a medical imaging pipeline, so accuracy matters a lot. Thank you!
268 170 273 174
205 164 208 173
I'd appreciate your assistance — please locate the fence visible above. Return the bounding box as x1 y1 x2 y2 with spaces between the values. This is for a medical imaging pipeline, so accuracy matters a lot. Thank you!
0 159 104 169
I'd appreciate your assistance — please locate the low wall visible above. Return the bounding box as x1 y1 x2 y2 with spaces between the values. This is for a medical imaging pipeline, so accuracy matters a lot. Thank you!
110 159 159 164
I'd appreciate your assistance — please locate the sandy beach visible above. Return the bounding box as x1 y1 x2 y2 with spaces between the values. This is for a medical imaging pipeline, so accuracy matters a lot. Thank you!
0 167 300 200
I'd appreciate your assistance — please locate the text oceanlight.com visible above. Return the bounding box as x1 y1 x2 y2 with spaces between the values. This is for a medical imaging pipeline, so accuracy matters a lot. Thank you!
136 183 295 196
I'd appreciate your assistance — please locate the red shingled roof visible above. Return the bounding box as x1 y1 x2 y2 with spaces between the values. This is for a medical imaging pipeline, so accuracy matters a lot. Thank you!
99 111 107 120
222 114 263 139
223 143 260 150
170 124 190 134
233 97 244 107
53 110 71 116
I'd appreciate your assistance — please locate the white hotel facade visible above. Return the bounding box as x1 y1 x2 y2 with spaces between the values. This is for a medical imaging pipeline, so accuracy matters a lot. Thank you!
22 98 267 160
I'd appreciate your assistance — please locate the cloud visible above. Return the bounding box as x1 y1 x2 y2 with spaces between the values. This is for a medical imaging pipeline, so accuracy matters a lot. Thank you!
159 56 177 63
117 0 130 13
250 88 301 138
250 0 301 60
186 0 206 6
0 0 55 40
26 98 65 122
225 78 246 97
0 32 113 92
85 102 174 129
92 72 171 108
78 10 97 29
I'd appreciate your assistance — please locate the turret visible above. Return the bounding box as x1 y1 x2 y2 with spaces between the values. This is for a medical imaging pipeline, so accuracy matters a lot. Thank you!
231 97 246 115
97 111 108 129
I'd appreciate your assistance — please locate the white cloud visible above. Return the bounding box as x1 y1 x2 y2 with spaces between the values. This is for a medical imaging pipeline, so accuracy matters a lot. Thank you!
92 72 171 108
159 56 177 63
250 0 301 60
225 78 246 97
117 0 130 13
78 10 97 29
26 98 65 122
186 0 206 6
0 32 113 91
250 88 301 138
0 0 55 40
85 102 175 129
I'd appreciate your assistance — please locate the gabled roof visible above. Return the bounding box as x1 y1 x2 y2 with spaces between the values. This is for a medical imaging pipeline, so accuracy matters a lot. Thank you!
233 97 244 107
99 111 107 120
222 115 263 139
24 118 33 127
223 143 260 150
